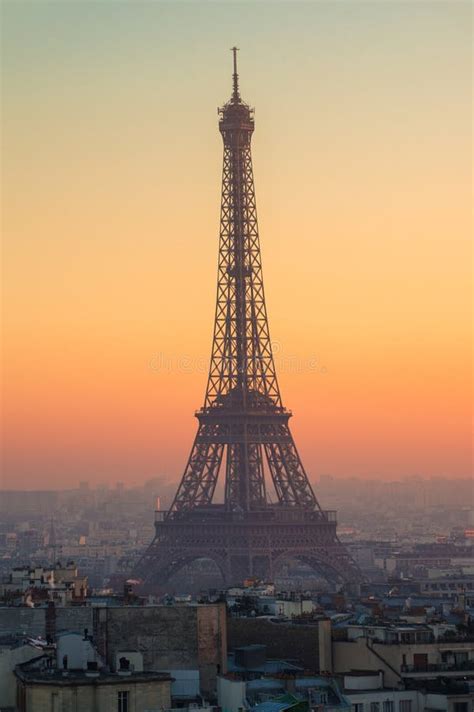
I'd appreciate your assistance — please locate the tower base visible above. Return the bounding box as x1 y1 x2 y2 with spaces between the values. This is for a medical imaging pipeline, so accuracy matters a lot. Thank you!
133 506 361 588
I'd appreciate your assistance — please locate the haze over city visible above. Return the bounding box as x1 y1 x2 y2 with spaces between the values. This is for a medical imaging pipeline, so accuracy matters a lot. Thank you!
2 1 471 489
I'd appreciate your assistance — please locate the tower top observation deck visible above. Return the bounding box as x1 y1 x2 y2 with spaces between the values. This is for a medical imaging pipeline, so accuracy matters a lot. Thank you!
219 47 254 137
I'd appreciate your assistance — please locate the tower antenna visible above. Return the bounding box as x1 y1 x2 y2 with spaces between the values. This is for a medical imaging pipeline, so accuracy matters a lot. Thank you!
231 46 240 102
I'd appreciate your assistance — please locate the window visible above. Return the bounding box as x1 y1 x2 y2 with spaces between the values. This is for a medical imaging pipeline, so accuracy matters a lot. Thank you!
453 704 468 712
383 703 394 712
370 703 380 712
413 653 428 671
118 691 129 712
351 705 364 712
399 701 412 712
455 652 468 665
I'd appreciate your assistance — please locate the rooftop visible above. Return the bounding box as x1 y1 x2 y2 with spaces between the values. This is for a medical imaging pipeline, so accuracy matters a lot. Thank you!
15 657 172 687
227 652 303 676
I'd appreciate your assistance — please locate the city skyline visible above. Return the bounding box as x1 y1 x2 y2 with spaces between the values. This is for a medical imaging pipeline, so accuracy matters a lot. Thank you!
2 1 472 489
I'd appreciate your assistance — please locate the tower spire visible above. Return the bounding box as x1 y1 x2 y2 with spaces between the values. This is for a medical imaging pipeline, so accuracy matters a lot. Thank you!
231 46 240 103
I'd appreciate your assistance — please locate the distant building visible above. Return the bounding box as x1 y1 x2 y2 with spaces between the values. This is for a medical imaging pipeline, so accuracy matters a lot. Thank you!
342 670 420 712
15 644 172 712
227 615 331 672
419 574 474 604
217 644 348 712
0 636 44 710
0 562 88 606
0 601 227 698
340 670 474 712
332 623 474 688
93 603 227 697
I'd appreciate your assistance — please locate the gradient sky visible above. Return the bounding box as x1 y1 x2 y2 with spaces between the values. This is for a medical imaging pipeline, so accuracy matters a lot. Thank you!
1 1 472 490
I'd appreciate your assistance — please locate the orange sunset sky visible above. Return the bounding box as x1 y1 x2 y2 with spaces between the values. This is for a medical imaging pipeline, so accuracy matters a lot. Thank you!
1 1 472 490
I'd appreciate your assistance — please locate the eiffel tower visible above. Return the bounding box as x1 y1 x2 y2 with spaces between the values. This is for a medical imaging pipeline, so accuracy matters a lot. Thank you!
134 50 360 587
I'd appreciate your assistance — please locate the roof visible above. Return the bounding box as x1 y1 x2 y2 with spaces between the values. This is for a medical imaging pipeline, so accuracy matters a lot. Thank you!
227 653 303 675
252 702 292 712
16 669 172 686
295 677 332 688
247 679 285 691
252 693 303 712
15 658 173 687
0 635 27 649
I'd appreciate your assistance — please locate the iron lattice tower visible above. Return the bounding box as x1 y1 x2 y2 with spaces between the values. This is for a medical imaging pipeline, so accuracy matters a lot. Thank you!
134 50 360 587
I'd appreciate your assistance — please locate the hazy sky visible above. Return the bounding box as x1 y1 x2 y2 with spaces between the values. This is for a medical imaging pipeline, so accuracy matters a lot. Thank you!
2 0 472 490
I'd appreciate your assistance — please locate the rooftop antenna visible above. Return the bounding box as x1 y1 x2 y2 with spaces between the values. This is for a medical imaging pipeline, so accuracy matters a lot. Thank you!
231 46 240 103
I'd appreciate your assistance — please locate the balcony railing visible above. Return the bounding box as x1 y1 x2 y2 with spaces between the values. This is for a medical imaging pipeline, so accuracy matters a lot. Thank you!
401 661 474 674
154 507 336 524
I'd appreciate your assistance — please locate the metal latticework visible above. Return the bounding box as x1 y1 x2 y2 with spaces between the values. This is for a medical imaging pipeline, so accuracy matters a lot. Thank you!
169 51 317 516
133 50 361 587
